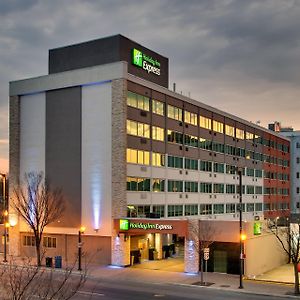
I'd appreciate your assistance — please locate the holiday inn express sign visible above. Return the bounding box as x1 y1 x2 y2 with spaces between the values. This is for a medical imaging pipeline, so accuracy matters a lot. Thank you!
132 48 161 76
116 218 187 236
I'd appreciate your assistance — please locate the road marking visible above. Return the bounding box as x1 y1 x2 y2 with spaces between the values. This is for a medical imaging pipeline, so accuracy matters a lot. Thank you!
154 295 165 297
78 291 105 297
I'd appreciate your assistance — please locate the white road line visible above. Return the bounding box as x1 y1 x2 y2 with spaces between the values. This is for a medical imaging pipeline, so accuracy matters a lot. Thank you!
78 290 105 297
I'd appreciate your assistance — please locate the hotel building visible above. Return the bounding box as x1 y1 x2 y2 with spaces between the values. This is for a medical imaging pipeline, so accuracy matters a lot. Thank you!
9 35 290 275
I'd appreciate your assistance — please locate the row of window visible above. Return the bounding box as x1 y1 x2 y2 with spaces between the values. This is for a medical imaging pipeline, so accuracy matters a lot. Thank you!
127 149 271 177
23 236 57 248
126 121 289 166
127 203 264 218
126 177 265 194
127 91 289 153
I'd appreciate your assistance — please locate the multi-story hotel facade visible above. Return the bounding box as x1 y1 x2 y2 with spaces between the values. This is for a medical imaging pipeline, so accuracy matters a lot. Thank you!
9 35 290 275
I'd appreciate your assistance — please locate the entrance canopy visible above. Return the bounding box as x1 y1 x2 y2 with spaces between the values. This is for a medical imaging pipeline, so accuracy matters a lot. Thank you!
115 218 187 237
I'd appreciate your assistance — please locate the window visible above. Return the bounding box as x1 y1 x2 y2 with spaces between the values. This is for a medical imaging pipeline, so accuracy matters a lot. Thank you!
126 148 150 165
297 187 300 194
297 142 300 149
127 91 150 111
214 162 224 173
226 203 236 213
153 205 165 218
185 158 198 170
246 168 255 177
264 203 270 211
200 204 212 215
255 203 263 211
236 128 244 139
199 116 211 130
212 142 225 153
168 205 183 217
225 145 235 156
199 138 212 150
167 130 183 144
246 132 254 141
127 120 150 138
297 172 300 179
247 185 255 194
213 204 224 214
127 177 151 191
200 182 212 193
213 183 224 193
226 165 236 174
226 184 235 194
137 205 150 217
200 161 212 172
255 169 263 178
184 111 198 126
152 152 165 167
246 203 255 212
168 155 183 169
184 134 198 147
152 126 165 141
185 181 198 193
168 180 183 192
23 236 35 246
167 105 182 121
185 204 198 216
43 237 57 248
225 125 235 137
213 120 224 133
152 99 164 116
255 186 263 195
152 179 165 192
297 157 300 164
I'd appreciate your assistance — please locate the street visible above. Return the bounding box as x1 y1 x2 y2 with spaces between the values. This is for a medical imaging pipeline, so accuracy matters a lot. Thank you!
72 277 294 300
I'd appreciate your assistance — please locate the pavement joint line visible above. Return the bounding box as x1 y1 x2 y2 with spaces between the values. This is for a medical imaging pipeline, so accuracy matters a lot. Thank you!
245 278 294 286
171 282 299 299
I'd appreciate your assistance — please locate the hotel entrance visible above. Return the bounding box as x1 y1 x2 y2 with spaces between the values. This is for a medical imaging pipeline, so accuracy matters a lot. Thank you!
115 218 187 271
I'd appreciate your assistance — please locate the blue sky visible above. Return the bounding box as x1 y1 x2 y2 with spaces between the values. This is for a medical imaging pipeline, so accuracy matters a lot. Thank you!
1 0 300 173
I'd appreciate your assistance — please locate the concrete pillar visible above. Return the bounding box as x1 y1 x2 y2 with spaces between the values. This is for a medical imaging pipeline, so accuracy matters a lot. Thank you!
111 232 130 266
184 219 199 273
155 233 162 259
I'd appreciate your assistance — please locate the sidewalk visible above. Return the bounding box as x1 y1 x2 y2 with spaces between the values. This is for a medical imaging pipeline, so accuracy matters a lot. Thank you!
87 259 297 298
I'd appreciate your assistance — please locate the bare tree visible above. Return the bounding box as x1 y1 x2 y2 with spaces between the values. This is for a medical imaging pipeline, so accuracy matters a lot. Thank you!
189 220 215 284
268 219 299 294
0 256 86 300
12 172 65 266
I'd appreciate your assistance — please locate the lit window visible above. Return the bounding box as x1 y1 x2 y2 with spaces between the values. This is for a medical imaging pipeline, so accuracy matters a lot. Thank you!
225 125 235 137
43 237 57 248
152 179 165 192
127 91 149 111
213 120 224 133
126 148 150 165
152 126 165 141
127 120 150 138
152 99 164 116
152 152 165 167
127 177 151 191
184 111 198 126
246 132 254 141
167 105 182 121
236 128 244 139
199 116 211 130
167 130 183 144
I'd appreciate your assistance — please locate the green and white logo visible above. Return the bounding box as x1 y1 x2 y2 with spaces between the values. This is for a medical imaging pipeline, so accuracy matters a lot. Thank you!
132 48 161 76
120 219 129 231
133 49 143 67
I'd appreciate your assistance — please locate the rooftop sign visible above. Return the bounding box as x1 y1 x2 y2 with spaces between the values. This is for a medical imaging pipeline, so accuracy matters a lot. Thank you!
132 48 161 76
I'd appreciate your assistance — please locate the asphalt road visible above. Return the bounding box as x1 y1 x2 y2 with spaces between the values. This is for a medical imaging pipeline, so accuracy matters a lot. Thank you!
72 277 293 300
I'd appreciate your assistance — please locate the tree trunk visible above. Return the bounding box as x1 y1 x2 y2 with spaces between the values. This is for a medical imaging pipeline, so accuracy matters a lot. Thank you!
293 262 300 294
35 238 41 267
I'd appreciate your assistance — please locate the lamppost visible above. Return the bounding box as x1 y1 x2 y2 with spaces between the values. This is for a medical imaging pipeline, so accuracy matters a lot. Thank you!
78 226 85 271
237 168 244 289
0 173 8 263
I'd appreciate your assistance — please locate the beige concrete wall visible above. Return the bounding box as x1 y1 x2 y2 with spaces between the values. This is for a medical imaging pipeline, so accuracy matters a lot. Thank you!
245 231 288 278
19 233 111 266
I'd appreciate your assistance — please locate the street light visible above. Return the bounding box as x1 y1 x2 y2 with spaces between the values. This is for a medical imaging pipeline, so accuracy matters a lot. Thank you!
0 173 8 263
237 168 244 289
78 226 85 271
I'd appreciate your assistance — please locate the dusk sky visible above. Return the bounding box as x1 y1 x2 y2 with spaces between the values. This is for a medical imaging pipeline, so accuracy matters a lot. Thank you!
1 0 300 173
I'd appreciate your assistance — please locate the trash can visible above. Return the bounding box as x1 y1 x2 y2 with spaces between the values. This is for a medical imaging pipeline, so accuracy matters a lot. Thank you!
45 257 53 268
131 256 135 266
55 256 62 268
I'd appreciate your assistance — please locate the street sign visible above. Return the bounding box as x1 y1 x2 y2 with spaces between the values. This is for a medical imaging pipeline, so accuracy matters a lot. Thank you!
203 248 209 260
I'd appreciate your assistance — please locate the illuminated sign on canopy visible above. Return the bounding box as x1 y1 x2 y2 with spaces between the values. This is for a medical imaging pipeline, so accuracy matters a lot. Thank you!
132 48 161 76
119 219 173 231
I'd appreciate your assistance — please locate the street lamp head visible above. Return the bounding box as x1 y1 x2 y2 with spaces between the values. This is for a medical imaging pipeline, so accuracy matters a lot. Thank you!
241 233 247 241
3 210 8 217
4 222 10 228
80 226 86 233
